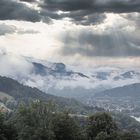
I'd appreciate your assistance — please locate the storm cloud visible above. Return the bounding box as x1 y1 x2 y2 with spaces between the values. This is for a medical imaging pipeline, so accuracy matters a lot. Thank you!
0 0 41 22
0 0 139 25
40 0 140 13
35 0 140 25
0 0 140 61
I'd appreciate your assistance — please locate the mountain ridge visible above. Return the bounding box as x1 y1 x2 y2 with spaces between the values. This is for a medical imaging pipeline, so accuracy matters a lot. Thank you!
94 83 140 98
0 75 103 114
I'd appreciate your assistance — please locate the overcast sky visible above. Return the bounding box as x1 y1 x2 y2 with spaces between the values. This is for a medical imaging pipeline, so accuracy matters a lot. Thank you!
0 0 140 68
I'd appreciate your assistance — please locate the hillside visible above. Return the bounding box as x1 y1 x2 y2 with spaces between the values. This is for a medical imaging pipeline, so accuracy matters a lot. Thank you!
94 83 140 98
84 83 140 116
1 77 140 136
0 76 102 114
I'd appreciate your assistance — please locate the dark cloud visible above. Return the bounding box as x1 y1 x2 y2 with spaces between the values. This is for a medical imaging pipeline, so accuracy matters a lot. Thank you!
0 0 41 22
41 9 106 25
38 0 140 25
41 0 140 13
60 30 140 57
94 0 140 13
41 0 94 11
0 0 140 25
70 13 106 26
20 0 36 2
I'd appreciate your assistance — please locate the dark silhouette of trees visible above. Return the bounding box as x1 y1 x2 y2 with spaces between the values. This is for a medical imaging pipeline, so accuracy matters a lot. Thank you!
0 102 140 140
0 112 17 140
52 112 84 140
87 112 120 140
11 101 55 140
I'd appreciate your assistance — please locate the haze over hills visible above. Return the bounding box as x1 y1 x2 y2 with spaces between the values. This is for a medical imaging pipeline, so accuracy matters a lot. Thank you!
84 83 140 117
0 53 140 98
0 53 140 118
94 83 140 98
0 75 102 114
1 75 140 135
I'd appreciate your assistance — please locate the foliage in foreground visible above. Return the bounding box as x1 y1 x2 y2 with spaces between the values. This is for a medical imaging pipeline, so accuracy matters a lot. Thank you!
0 101 140 140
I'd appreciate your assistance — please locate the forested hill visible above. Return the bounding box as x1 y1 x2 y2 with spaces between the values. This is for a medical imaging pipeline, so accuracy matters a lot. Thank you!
0 76 57 101
94 83 140 98
0 76 102 114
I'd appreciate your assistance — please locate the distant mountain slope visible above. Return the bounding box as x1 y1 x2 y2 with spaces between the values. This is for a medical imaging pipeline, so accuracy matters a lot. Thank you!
1 53 140 100
0 76 102 114
94 83 140 98
86 83 140 117
0 76 54 101
32 62 89 78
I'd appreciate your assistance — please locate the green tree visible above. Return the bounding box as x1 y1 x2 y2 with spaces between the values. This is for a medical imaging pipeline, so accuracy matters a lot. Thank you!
12 101 56 140
87 112 119 140
95 131 121 140
52 112 84 140
95 132 109 140
0 112 17 140
121 131 140 140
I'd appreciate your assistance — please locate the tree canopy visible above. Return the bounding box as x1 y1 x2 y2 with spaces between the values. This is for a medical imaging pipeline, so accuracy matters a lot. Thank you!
0 102 140 140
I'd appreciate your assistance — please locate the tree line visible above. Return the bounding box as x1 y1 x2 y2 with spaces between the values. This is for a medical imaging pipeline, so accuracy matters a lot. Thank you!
0 101 140 140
